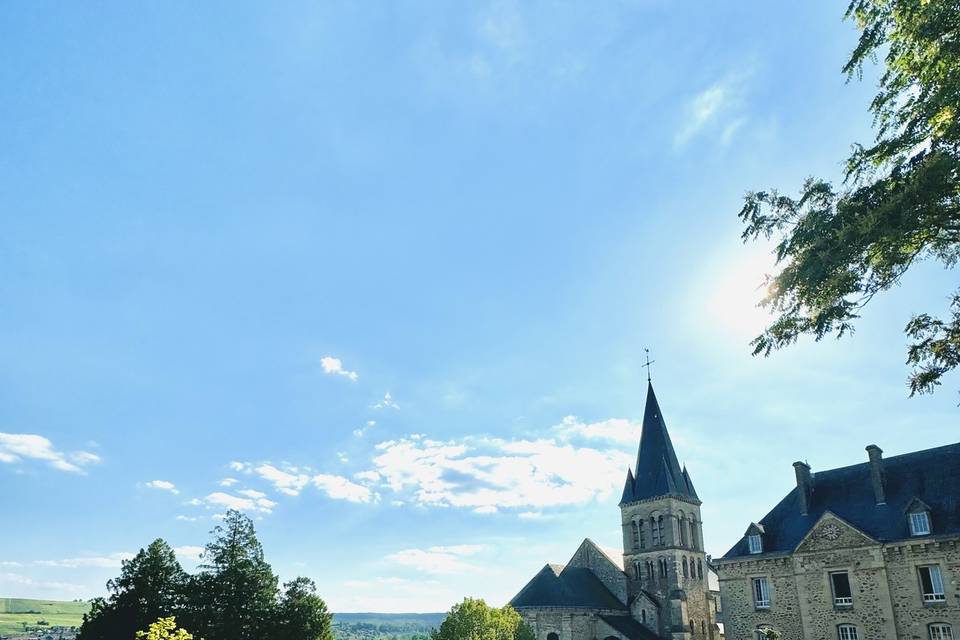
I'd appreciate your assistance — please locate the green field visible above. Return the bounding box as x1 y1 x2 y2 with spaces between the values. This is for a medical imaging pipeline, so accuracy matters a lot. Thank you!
0 599 90 636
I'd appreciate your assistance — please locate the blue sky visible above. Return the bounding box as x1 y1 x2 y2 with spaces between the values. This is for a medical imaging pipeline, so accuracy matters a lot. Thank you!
1 0 957 613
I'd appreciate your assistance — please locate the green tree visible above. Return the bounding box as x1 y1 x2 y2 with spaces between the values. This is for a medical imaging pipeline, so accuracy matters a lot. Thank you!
271 577 334 640
740 0 960 395
190 510 279 640
430 598 533 640
78 539 187 640
135 617 193 640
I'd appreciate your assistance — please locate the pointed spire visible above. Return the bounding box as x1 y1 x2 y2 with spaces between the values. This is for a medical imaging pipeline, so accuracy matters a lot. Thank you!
620 468 636 505
629 381 698 503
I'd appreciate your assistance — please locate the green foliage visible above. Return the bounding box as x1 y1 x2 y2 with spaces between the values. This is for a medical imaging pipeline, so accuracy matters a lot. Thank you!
430 598 533 640
78 510 333 640
740 0 960 395
135 617 193 640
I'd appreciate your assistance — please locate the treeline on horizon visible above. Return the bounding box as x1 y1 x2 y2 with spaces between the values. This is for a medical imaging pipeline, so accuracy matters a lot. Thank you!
77 510 334 640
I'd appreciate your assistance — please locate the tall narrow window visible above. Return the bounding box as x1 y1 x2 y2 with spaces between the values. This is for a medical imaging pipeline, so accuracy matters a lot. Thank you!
697 558 703 580
651 517 660 546
647 561 655 580
657 516 665 546
659 558 668 577
830 572 853 606
639 520 646 549
929 624 954 640
911 511 931 536
748 534 762 554
682 556 689 578
634 560 642 580
752 577 771 609
632 521 640 550
919 565 946 602
679 516 688 546
837 624 859 640
689 520 697 549
641 609 647 624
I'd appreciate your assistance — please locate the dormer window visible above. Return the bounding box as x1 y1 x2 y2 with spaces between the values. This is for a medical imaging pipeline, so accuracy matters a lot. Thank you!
748 534 762 554
911 511 931 536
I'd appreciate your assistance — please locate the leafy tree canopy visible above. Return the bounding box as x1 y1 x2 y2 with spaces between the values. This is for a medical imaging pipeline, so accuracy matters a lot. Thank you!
740 0 960 395
135 617 193 640
430 598 533 640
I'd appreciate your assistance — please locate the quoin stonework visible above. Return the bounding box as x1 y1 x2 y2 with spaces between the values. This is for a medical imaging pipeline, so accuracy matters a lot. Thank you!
714 443 960 640
509 383 721 640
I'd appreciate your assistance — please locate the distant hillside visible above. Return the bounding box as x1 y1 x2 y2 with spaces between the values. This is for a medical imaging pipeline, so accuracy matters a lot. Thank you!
0 598 90 637
332 612 445 639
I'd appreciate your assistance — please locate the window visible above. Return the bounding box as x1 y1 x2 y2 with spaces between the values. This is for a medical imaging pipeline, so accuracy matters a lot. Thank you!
679 515 689 546
641 609 647 624
659 558 668 577
752 577 771 609
748 534 762 554
919 565 946 602
689 619 694 633
682 556 689 578
689 519 697 549
837 624 859 640
701 621 706 634
547 633 559 640
634 560 642 580
929 624 954 640
651 516 660 546
646 561 655 580
755 625 775 640
656 515 665 545
632 521 640 550
830 571 853 606
638 520 646 549
697 558 703 580
911 511 931 536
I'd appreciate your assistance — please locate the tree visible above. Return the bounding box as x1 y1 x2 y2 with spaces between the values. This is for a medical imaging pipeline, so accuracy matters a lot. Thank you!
431 598 534 640
271 577 334 640
135 617 193 640
739 0 960 395
78 539 187 640
190 510 279 640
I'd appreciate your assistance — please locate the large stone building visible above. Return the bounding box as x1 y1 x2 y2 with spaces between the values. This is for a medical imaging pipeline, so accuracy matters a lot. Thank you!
510 383 721 640
715 443 960 640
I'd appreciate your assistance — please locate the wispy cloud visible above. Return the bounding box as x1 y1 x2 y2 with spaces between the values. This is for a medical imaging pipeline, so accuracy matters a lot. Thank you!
173 546 204 562
203 491 276 514
321 356 358 382
35 552 133 569
313 474 377 504
674 73 750 148
373 392 400 410
353 420 376 437
145 480 180 495
386 544 487 574
0 433 101 474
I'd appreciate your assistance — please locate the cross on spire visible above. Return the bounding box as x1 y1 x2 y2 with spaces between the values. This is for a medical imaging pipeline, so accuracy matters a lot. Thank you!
643 348 655 383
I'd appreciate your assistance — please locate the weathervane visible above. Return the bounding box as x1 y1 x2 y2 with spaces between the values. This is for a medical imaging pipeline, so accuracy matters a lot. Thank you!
643 348 655 383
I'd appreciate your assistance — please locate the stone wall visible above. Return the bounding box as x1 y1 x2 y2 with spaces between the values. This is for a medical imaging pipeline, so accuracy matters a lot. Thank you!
567 540 628 605
885 539 960 639
715 555 802 640
519 608 628 640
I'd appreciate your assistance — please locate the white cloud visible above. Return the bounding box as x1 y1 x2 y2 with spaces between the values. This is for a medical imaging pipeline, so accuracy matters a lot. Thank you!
229 461 250 473
353 420 376 437
237 489 267 499
313 474 377 504
253 464 310 496
203 492 275 514
218 477 238 487
674 74 749 148
386 544 487 574
555 415 641 445
145 480 179 495
337 452 349 463
373 392 400 410
36 552 134 569
0 433 101 474
173 546 204 562
175 515 200 522
321 356 359 382
354 470 381 483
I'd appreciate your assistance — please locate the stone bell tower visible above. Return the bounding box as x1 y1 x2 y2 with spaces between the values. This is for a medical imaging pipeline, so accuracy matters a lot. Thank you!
619 382 716 640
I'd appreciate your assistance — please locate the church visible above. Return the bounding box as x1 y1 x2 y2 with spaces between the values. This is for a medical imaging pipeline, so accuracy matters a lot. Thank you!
509 382 721 640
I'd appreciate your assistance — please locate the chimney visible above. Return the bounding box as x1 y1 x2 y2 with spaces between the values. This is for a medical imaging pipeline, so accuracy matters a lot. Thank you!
793 461 813 515
866 444 886 504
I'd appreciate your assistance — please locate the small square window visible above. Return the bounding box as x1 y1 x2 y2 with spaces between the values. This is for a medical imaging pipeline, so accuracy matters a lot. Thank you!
911 512 931 536
830 571 853 607
748 534 762 554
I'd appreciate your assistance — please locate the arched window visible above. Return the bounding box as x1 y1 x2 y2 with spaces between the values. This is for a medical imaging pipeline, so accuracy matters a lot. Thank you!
679 513 688 546
631 520 640 550
755 625 775 640
689 619 694 633
646 560 655 580
697 558 703 579
689 519 697 549
638 519 646 549
641 609 647 623
658 558 667 577
682 556 689 578
657 515 665 545
837 624 859 640
929 623 954 640
701 621 706 634
650 516 659 545
634 560 642 580
547 633 559 640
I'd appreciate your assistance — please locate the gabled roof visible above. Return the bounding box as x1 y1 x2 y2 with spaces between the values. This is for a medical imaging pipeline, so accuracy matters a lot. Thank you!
509 564 628 611
723 442 960 558
620 382 699 504
599 615 661 640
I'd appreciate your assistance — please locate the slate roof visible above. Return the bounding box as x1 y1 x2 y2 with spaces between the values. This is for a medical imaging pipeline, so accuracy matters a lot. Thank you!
599 615 661 640
509 564 627 611
723 442 960 558
620 382 699 504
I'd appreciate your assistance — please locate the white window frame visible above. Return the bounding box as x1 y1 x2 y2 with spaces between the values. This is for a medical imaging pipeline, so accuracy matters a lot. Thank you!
929 623 954 640
837 624 859 640
830 571 853 607
919 565 946 602
753 577 771 609
911 511 931 536
748 534 762 554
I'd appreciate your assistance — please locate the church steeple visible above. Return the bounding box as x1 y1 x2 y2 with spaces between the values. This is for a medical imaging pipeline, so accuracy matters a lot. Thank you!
620 382 699 505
